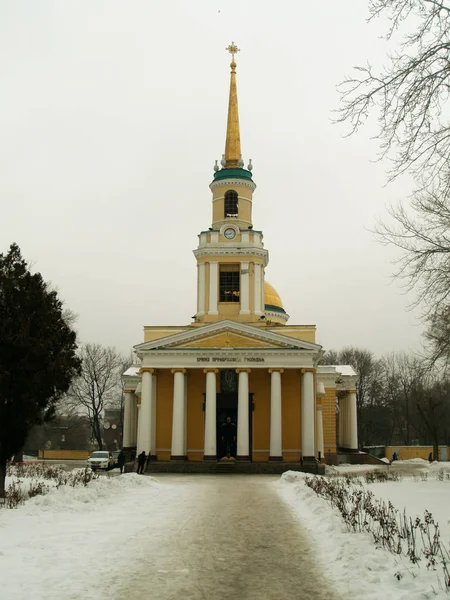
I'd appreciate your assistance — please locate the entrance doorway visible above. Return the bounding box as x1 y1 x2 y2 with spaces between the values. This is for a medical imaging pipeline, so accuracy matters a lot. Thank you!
215 369 253 461
217 392 238 459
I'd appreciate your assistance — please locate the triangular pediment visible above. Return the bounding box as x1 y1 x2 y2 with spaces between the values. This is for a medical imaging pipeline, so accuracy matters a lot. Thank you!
135 320 321 353
171 331 285 350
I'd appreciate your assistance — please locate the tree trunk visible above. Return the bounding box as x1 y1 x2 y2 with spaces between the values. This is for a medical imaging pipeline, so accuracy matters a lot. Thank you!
0 456 7 500
433 440 439 462
93 415 102 450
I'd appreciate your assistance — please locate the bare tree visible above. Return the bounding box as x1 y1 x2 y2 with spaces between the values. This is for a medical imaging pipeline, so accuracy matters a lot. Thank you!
338 1 450 367
338 0 450 193
424 303 450 368
67 344 124 450
381 352 426 444
376 190 450 309
376 188 450 363
414 375 450 459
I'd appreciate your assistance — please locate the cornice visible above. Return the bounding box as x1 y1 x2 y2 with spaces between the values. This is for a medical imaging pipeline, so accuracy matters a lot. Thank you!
210 178 256 192
140 349 319 357
317 373 339 388
265 309 290 323
336 376 358 391
193 247 269 265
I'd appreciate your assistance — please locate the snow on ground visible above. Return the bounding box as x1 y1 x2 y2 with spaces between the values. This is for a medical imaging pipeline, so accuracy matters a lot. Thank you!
2 473 341 600
0 473 169 600
277 461 450 600
2 461 450 599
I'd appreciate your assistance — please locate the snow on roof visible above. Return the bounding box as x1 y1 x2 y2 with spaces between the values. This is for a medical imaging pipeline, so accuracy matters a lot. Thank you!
332 365 357 377
123 365 140 377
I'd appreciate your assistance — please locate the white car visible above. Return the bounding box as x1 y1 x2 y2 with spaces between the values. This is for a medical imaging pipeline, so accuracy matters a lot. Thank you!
87 451 114 471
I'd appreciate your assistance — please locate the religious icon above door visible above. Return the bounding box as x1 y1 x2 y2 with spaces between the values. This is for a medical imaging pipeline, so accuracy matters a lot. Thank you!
221 369 238 393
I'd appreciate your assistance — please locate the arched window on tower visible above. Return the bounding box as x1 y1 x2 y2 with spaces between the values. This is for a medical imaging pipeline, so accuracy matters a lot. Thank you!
224 190 238 218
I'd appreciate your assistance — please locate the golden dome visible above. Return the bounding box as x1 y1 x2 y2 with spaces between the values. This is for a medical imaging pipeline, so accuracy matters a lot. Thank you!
264 281 284 310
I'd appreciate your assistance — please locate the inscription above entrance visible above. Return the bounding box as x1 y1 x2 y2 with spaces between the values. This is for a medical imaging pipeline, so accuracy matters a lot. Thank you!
196 357 265 363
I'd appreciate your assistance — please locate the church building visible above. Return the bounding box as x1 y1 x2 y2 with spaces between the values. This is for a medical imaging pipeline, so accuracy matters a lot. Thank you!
122 44 358 471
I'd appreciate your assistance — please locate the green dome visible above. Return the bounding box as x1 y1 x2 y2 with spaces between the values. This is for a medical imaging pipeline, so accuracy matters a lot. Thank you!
213 168 253 182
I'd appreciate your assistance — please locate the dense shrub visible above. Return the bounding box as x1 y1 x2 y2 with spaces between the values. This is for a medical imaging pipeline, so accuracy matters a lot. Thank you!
1 464 100 509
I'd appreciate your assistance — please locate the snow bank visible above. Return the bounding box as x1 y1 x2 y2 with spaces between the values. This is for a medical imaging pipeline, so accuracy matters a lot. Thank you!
277 470 450 600
22 472 158 513
0 473 163 600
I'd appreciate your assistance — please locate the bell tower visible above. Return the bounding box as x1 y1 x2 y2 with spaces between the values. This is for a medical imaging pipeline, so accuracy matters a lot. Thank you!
193 43 269 324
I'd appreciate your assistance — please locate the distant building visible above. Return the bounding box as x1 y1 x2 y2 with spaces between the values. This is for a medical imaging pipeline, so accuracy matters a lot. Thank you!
122 44 358 467
103 409 123 451
25 415 92 455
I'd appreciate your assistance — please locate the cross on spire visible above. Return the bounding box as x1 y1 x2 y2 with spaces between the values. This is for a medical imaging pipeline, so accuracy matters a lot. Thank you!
226 41 240 64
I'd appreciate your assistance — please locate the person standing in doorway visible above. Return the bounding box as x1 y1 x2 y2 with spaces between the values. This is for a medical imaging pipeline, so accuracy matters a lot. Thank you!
220 417 237 459
137 450 146 474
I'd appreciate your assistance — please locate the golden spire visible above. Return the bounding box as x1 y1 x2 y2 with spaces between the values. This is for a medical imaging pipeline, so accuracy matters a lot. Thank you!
224 42 242 168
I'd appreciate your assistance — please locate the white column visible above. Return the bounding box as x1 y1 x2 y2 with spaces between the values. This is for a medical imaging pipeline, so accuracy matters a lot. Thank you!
151 375 157 456
131 398 137 446
208 262 219 315
254 262 262 315
236 369 250 459
123 391 133 448
301 370 315 460
138 370 153 455
269 369 283 460
184 372 188 455
197 262 206 316
240 261 250 315
136 404 141 452
171 369 186 459
316 403 324 461
345 396 350 448
204 369 218 459
261 269 265 314
348 391 358 450
338 396 344 448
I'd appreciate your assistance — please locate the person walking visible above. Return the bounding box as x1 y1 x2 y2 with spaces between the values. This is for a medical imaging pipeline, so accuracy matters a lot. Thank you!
117 450 125 474
137 450 146 474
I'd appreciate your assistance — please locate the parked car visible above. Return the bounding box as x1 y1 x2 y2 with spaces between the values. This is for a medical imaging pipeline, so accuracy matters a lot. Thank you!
86 451 114 471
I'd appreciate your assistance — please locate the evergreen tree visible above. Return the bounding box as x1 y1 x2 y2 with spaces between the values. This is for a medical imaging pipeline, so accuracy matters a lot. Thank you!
0 244 81 497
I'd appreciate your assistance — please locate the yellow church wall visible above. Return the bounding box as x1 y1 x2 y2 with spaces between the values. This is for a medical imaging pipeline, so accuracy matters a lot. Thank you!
211 184 253 226
186 369 205 461
212 198 252 226
155 370 174 461
217 302 241 318
282 369 302 461
323 387 337 457
267 326 316 344
250 370 270 462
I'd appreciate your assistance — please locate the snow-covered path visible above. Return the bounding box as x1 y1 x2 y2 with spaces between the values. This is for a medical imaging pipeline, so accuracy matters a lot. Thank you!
113 475 340 600
1 474 340 600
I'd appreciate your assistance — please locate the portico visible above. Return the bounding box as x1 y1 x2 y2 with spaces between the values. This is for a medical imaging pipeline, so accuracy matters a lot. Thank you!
122 321 359 467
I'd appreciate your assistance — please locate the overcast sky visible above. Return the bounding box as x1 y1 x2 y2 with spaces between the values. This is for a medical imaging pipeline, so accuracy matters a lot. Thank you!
0 1 424 358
